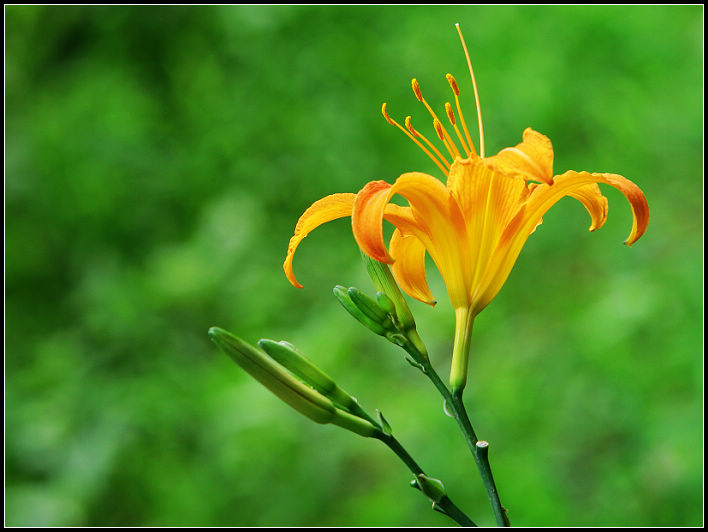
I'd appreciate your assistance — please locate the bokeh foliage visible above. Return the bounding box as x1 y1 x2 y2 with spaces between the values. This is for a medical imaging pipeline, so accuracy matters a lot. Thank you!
5 5 702 526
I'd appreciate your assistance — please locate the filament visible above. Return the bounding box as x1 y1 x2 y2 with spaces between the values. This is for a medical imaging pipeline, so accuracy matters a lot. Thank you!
412 78 462 160
405 116 451 170
382 103 449 175
455 23 485 158
446 73 476 157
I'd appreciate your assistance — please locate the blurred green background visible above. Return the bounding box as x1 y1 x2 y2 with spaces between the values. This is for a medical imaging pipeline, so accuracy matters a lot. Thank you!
5 5 702 527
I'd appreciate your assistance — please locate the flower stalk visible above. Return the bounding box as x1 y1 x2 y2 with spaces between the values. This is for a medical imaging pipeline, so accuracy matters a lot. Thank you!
349 260 509 526
395 327 510 527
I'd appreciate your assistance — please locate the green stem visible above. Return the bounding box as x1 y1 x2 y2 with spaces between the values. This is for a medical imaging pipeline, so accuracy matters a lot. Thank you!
450 388 510 527
375 432 477 527
403 341 510 527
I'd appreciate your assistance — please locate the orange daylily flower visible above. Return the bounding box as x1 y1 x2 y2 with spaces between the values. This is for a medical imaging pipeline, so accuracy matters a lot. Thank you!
283 25 649 393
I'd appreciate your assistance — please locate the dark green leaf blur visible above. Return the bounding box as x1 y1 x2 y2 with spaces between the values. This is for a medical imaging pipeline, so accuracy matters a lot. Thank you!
5 5 702 527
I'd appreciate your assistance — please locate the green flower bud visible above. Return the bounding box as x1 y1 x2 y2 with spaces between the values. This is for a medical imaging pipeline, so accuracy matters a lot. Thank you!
362 253 417 332
414 474 448 504
209 328 335 424
333 285 388 336
210 328 381 438
348 287 395 331
257 338 358 412
375 291 397 316
361 254 429 359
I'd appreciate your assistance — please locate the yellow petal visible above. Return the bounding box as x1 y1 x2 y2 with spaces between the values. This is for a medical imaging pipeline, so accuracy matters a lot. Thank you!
567 183 609 231
352 172 470 308
446 158 528 288
529 171 649 246
484 128 554 184
389 228 436 306
284 193 356 288
351 172 459 264
473 170 649 313
351 180 395 264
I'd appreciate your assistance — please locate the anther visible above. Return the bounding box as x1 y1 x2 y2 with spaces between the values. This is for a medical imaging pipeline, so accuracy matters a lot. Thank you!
382 102 396 126
411 78 423 102
404 116 419 137
433 119 445 141
445 102 456 125
446 74 460 96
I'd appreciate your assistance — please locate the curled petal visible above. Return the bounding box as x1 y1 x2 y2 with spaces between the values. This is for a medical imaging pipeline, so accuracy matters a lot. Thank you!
352 172 470 308
352 181 395 264
473 170 649 313
389 229 436 306
352 172 458 264
531 171 649 246
567 183 609 231
485 128 554 184
283 193 356 288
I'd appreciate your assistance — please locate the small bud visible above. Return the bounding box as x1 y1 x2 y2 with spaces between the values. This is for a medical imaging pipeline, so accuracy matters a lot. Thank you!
333 285 388 336
361 254 415 331
375 291 396 316
415 474 447 504
361 254 429 359
348 287 395 331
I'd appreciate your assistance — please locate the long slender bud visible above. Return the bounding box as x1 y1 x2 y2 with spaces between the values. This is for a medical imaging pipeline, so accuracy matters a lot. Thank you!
209 327 336 424
211 328 380 438
257 339 358 412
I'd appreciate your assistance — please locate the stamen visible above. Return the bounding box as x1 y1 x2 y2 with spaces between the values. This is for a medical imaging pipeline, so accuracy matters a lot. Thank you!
445 101 472 157
445 102 455 125
411 78 424 102
433 118 457 160
382 102 397 126
406 116 451 169
446 73 476 157
382 103 449 175
455 23 485 158
411 78 462 159
446 74 459 96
